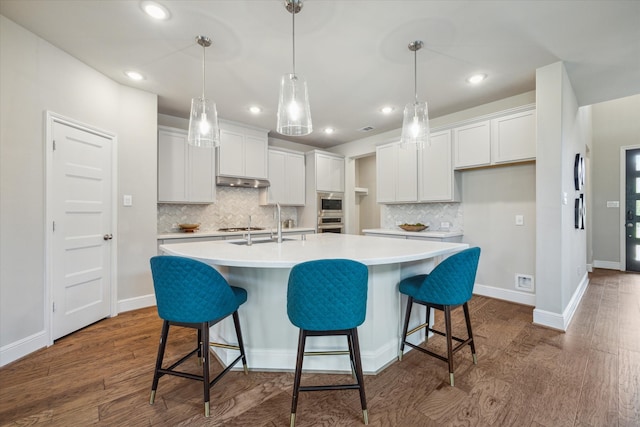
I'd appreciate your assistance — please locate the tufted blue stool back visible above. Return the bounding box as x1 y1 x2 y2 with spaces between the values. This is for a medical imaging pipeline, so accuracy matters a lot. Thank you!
150 256 244 324
410 247 480 306
287 259 368 331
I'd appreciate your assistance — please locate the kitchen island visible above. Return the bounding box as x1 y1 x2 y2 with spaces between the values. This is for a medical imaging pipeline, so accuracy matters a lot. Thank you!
159 233 468 374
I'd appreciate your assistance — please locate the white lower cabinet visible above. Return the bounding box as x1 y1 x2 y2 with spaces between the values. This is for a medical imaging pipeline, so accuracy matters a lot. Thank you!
260 149 305 206
376 142 418 203
158 126 215 203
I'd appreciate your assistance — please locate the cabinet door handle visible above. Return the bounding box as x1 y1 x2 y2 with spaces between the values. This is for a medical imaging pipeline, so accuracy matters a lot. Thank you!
103 234 113 240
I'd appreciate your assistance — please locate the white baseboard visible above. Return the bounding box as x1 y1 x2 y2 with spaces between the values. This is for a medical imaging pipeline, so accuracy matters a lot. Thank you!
117 293 156 313
473 283 536 306
1 295 156 368
593 260 621 270
533 272 589 331
0 330 48 367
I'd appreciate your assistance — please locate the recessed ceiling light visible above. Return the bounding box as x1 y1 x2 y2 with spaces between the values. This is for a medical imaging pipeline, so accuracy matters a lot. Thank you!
248 106 262 114
141 1 170 20
380 106 394 114
466 73 487 84
125 70 145 81
324 128 335 135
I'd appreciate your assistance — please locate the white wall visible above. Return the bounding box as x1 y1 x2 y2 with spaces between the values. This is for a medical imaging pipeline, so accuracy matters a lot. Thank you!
591 94 640 268
534 62 590 329
0 16 158 365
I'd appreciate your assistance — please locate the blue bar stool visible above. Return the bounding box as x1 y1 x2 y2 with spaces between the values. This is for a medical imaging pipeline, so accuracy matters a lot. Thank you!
149 256 248 417
399 247 481 386
287 259 369 426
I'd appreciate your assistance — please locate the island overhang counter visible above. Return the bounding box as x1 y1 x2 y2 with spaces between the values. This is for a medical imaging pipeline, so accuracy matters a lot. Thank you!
159 233 468 374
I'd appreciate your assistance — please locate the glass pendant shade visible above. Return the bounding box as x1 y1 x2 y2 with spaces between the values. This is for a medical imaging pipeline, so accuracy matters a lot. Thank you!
277 73 312 136
187 96 219 147
400 100 430 148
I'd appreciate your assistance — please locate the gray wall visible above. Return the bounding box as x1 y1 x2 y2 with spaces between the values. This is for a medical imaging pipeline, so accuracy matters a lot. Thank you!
0 16 158 364
355 155 379 234
591 94 640 267
462 163 536 294
535 62 590 319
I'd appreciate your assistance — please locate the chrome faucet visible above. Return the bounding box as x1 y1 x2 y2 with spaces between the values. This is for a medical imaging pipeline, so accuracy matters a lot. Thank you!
246 215 252 246
275 202 283 243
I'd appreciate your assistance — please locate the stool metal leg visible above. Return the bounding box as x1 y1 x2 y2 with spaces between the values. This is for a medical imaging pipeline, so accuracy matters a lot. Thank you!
150 320 170 405
290 329 307 427
443 306 455 386
232 311 249 374
462 302 477 364
201 322 211 417
350 328 369 425
399 296 414 360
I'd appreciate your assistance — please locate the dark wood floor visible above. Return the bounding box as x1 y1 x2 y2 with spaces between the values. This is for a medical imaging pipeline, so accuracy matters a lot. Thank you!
1 269 638 426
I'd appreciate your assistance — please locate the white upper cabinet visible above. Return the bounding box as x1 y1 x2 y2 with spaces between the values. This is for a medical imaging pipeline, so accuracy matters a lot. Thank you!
260 149 305 206
453 106 536 170
157 126 215 204
419 130 461 202
491 109 536 164
453 120 491 169
217 120 268 180
314 152 345 193
376 142 418 203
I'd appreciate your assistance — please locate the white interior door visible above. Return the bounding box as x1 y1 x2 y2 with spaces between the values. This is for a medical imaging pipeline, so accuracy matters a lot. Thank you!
51 119 113 340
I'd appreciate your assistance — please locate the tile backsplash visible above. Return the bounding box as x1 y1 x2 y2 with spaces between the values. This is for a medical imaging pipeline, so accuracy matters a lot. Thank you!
158 187 298 233
381 203 463 231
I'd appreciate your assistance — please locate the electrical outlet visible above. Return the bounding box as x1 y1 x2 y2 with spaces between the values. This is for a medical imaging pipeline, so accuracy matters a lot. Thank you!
440 221 450 230
123 194 132 206
515 215 524 226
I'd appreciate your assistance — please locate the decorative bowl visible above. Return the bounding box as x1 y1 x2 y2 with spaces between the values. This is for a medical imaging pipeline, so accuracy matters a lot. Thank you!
399 224 428 232
178 223 200 232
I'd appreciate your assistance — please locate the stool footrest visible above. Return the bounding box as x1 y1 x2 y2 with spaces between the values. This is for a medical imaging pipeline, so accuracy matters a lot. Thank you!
300 384 361 392
402 336 473 362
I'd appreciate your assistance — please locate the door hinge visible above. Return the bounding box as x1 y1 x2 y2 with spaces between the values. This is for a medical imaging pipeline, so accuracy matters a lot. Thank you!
53 221 56 232
52 301 56 312
53 140 56 151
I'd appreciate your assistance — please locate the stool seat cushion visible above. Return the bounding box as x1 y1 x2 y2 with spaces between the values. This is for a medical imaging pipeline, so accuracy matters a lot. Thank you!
150 256 244 324
398 247 480 306
231 286 248 306
398 274 428 299
287 259 368 331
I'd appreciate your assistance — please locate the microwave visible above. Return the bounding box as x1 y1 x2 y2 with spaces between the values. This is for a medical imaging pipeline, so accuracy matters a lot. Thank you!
317 192 343 216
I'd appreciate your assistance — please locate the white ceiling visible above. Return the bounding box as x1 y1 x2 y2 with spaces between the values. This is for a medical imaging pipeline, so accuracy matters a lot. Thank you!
1 0 639 148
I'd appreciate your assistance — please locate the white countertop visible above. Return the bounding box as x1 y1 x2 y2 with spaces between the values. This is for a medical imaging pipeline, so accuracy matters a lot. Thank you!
158 227 315 240
362 228 463 238
159 233 468 268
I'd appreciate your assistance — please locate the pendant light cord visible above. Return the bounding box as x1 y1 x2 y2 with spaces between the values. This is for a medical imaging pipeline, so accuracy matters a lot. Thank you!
413 47 418 104
292 3 296 76
201 43 206 99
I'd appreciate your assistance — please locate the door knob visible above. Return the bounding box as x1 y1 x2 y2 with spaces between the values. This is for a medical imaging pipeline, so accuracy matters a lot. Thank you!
627 223 634 228
103 234 113 240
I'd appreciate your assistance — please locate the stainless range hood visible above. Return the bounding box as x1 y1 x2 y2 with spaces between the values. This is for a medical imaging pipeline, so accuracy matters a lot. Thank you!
216 176 270 188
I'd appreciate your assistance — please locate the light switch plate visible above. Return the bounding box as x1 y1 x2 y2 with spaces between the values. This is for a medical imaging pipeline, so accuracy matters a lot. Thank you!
515 215 524 226
123 194 132 206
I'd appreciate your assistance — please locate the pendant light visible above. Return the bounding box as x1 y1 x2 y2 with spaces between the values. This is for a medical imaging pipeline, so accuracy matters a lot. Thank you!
276 0 312 136
187 35 220 147
400 40 429 149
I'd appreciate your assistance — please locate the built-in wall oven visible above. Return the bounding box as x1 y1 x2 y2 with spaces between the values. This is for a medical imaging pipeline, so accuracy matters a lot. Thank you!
317 192 344 233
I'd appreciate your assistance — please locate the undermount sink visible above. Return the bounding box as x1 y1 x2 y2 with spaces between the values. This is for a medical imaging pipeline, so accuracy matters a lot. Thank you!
228 237 296 246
